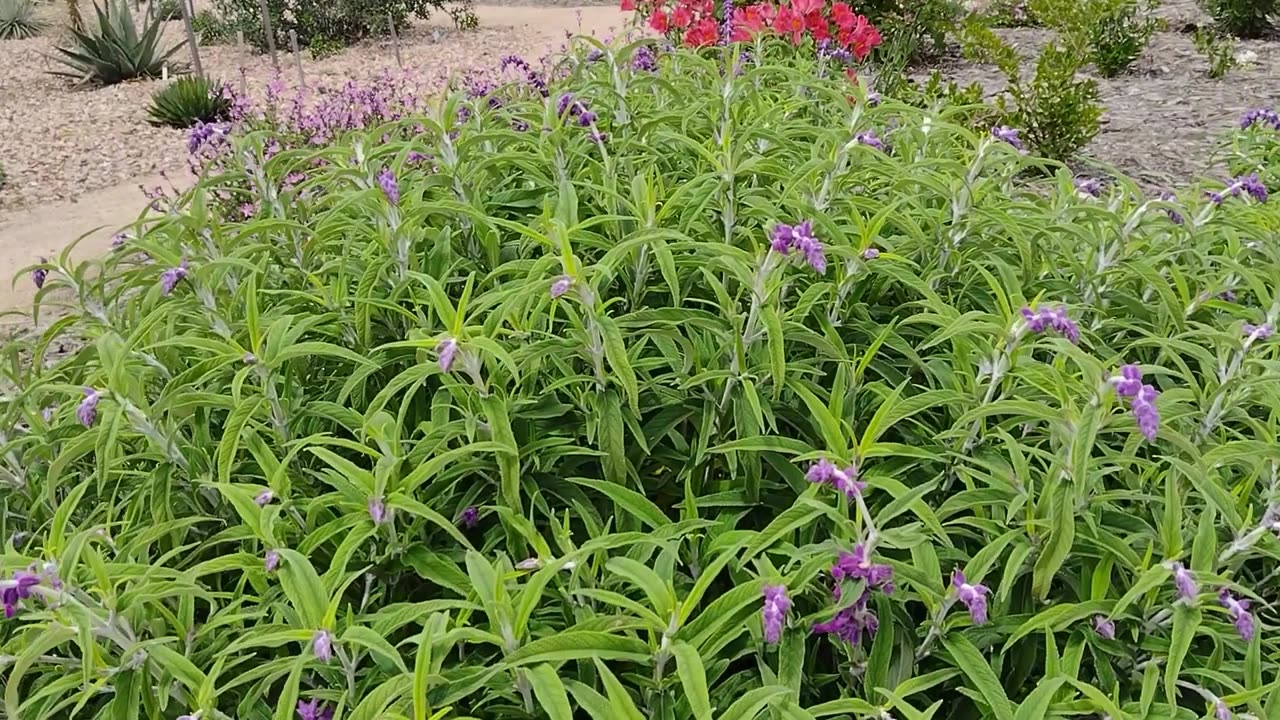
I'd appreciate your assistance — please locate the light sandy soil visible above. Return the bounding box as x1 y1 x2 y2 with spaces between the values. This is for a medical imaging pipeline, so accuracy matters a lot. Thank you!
0 5 628 320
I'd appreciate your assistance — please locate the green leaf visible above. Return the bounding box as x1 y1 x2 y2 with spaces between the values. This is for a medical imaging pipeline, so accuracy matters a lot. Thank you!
1012 676 1067 720
599 315 639 413
761 304 786 401
1164 605 1201 706
504 632 651 666
718 686 790 720
342 626 409 673
942 635 1014 720
275 549 330 629
595 658 645 720
526 664 574 720
671 641 713 720
571 477 670 530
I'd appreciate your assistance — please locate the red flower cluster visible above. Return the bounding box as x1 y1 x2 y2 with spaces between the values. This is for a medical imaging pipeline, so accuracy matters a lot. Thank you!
622 0 881 58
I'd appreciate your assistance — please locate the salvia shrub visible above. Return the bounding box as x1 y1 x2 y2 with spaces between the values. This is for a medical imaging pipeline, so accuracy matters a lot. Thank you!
5 29 1280 720
49 0 186 86
191 8 235 44
147 76 232 128
1227 107 1280 190
1205 0 1277 38
1082 0 1160 77
1193 24 1240 77
151 0 183 21
980 0 1039 27
213 0 456 53
0 0 46 39
961 18 1101 161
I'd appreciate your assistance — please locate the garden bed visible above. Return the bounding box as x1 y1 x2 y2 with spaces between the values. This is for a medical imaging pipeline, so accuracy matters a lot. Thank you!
0 4 626 215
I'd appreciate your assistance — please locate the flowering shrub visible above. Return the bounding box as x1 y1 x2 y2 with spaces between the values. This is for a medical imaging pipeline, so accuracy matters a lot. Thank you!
213 0 472 53
1081 0 1160 77
627 0 882 58
1226 107 1280 190
1205 0 1277 38
6 33 1280 720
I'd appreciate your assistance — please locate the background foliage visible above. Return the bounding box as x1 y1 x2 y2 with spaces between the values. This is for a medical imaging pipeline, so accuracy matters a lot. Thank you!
3 18 1279 720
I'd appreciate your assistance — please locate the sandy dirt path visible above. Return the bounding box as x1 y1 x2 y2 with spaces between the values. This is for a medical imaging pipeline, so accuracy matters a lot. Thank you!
0 5 626 322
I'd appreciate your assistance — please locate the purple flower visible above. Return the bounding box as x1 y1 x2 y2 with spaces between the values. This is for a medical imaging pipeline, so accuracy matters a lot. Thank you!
1074 177 1102 198
804 459 864 499
856 130 885 151
457 506 479 529
862 247 880 260
1241 108 1280 129
577 110 597 126
632 45 658 72
1213 174 1268 204
550 276 572 299
1218 588 1255 641
1244 322 1274 342
950 568 990 624
312 629 333 662
296 698 333 720
239 202 258 219
31 260 47 289
368 496 387 524
1215 700 1231 720
1 570 40 619
833 544 894 589
243 352 258 365
1172 562 1198 603
770 224 795 255
77 388 100 427
255 489 274 506
991 125 1025 152
1020 306 1080 343
1111 364 1142 397
1160 191 1184 225
111 233 127 249
1093 615 1115 640
511 118 530 132
812 597 879 645
556 93 575 116
589 130 608 144
377 167 400 205
866 91 881 107
515 557 543 571
720 0 734 45
1132 383 1160 442
771 221 826 273
761 584 790 644
438 338 458 373
160 259 189 296
265 549 281 572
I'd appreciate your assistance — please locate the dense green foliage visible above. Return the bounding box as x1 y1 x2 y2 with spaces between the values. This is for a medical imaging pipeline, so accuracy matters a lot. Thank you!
1081 0 1160 77
212 0 467 53
49 0 186 86
191 8 235 44
0 0 44 39
4 31 1280 720
147 76 231 128
1192 25 1239 77
1205 0 1277 38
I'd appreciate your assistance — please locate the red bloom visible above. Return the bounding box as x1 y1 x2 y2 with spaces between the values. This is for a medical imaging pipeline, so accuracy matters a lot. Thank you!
791 0 823 15
732 4 771 40
830 1 855 30
649 9 670 32
621 0 636 10
848 18 881 60
805 11 831 42
684 16 719 46
672 4 693 28
772 5 805 44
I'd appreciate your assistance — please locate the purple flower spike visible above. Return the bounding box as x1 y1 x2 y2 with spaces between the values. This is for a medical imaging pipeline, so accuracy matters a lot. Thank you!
1093 615 1115 640
991 125 1025 152
1074 177 1102 198
556 93 574 116
856 130 884 151
1172 562 1198 604
254 489 274 506
368 496 387 524
833 544 893 589
377 167 400 205
577 110 597 126
1244 323 1274 342
1 570 40 619
438 338 458 374
791 221 826 274
1215 700 1231 720
1241 108 1280 129
812 601 879 645
761 584 791 644
312 629 333 662
805 458 836 484
264 549 281 572
550 276 572 299
160 258 189 296
77 388 100 428
632 46 658 72
1111 364 1143 397
862 247 880 260
770 224 795 255
1021 306 1080 343
457 506 479 529
1160 191 1184 225
950 568 990 625
1218 588 1255 641
31 262 47 290
296 698 333 720
1132 384 1160 442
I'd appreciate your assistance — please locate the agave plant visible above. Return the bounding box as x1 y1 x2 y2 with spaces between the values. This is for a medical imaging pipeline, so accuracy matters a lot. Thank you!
147 75 229 128
49 0 186 86
0 0 47 40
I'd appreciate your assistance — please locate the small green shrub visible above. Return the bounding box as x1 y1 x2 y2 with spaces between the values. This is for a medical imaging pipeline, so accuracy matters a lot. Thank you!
191 7 233 43
981 0 1039 26
213 0 455 52
307 34 344 58
1194 24 1240 77
1084 0 1160 77
49 0 187 86
962 18 1101 160
860 0 961 59
0 159 7 188
0 0 47 39
147 75 230 128
150 0 182 21
1226 108 1280 189
1205 0 1277 38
